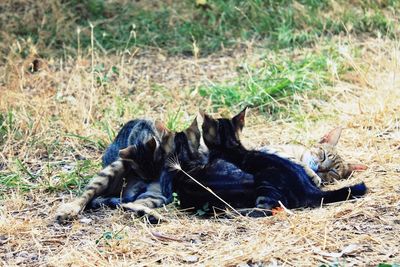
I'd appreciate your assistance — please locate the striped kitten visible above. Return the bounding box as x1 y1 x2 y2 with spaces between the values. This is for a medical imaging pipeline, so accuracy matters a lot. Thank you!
55 119 170 224
261 127 367 186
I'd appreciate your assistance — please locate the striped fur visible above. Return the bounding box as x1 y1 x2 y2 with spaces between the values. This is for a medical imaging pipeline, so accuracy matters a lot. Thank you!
56 119 168 224
261 127 367 186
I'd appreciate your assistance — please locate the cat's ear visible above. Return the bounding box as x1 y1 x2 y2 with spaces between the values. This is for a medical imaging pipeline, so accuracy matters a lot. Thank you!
185 117 201 149
320 127 342 146
119 145 136 159
145 136 162 161
201 112 218 145
160 131 175 155
155 120 169 135
146 136 159 153
200 110 213 122
188 116 199 133
348 163 368 171
232 106 248 132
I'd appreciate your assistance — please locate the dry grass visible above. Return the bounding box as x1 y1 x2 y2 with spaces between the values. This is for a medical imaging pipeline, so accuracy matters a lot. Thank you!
1 37 400 266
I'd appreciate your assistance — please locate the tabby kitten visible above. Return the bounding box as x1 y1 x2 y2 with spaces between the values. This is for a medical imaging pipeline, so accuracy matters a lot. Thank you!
56 119 169 223
261 127 367 186
201 108 367 215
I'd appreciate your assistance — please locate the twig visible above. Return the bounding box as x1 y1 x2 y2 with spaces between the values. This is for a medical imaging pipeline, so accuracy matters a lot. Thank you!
278 200 294 215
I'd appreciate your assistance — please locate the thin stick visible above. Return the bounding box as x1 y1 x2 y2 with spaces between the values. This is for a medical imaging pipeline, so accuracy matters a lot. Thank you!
278 200 294 215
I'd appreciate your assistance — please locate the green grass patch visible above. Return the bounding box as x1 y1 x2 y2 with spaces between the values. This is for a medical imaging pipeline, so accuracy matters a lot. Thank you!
49 159 101 194
1 0 399 57
198 49 345 112
0 158 100 196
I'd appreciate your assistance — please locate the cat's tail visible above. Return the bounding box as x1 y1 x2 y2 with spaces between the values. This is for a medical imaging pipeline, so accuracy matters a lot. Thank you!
318 182 367 204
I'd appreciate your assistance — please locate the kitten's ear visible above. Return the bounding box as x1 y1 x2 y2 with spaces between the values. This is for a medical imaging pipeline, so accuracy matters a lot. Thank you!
188 116 199 132
155 120 169 135
200 111 215 126
160 131 175 155
200 110 212 122
348 163 368 171
185 117 201 149
201 112 218 145
119 145 136 159
232 106 248 132
146 136 159 153
145 136 162 161
320 127 342 146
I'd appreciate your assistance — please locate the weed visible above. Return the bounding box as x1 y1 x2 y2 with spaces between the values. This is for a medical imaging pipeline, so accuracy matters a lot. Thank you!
166 108 192 132
50 159 100 194
96 228 126 247
1 1 399 57
198 49 344 112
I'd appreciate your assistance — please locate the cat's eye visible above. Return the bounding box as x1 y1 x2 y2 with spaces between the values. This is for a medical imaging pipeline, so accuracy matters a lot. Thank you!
317 149 326 161
328 169 340 179
327 153 335 160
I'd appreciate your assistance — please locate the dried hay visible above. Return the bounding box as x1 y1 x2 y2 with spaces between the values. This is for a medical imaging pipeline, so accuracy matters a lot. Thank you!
0 37 399 266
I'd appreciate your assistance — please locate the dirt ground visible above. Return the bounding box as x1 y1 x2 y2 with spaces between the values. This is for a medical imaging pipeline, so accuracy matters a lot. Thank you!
0 38 400 266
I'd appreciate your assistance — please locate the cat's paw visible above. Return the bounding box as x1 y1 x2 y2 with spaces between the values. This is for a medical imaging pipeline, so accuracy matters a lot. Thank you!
238 208 272 217
313 175 322 187
121 203 164 224
55 202 82 224
255 196 279 212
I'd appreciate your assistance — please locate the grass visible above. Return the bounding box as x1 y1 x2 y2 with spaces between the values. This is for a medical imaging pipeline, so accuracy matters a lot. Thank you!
0 1 400 265
198 48 346 112
1 0 399 58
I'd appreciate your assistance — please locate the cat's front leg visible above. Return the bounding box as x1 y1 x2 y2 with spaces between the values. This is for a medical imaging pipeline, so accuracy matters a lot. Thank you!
56 160 126 223
121 181 168 223
252 174 285 217
300 163 322 187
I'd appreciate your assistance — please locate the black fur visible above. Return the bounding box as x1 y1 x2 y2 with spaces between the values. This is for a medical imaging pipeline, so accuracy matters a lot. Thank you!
161 129 256 212
201 112 367 215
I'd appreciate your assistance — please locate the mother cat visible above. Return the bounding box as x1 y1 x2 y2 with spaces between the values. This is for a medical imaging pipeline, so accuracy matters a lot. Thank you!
197 108 367 214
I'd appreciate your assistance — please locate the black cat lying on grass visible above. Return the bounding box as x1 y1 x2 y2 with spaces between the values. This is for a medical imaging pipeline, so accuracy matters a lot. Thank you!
200 108 367 215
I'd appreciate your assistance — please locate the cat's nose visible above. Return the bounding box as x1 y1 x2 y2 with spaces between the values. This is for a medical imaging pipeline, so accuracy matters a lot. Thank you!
317 166 327 172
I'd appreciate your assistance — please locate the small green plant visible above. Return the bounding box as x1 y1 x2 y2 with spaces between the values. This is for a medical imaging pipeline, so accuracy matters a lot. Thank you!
96 228 125 247
0 173 33 194
166 108 188 132
199 51 343 112
54 159 100 193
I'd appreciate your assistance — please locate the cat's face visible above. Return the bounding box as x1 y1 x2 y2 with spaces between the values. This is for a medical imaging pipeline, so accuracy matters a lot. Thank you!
119 136 165 181
161 117 201 161
201 108 246 150
311 127 367 183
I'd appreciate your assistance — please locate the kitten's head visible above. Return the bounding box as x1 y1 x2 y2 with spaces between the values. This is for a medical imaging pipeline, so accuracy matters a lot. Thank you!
118 136 165 181
201 107 247 150
161 117 201 161
311 127 367 183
